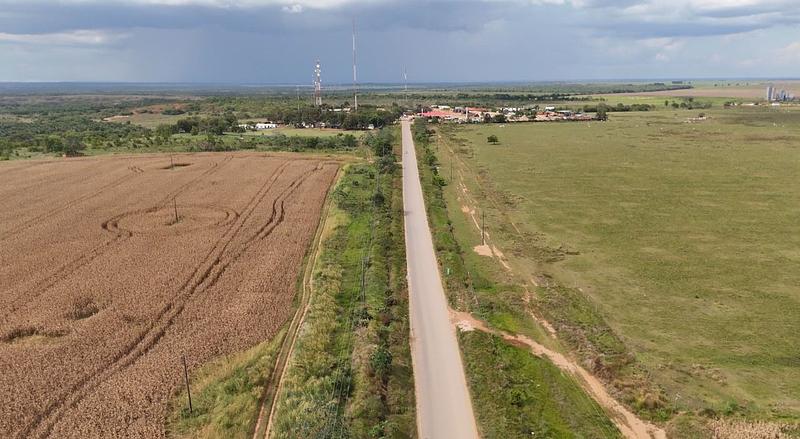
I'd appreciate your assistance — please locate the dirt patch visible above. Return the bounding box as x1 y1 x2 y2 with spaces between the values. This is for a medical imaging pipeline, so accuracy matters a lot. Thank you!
473 244 492 256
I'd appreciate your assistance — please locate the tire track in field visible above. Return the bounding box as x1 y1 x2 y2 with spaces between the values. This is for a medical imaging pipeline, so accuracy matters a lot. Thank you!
0 157 232 323
22 160 321 439
0 170 139 243
254 164 340 439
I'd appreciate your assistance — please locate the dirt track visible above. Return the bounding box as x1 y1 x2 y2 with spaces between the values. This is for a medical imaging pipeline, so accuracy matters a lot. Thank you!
0 153 338 438
451 311 665 439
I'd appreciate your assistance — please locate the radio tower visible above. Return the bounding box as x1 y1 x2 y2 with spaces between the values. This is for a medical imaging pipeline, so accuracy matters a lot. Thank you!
352 19 358 112
313 59 322 107
403 67 408 104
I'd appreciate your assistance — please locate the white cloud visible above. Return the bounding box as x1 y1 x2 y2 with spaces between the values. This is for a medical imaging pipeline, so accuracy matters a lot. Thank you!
281 3 303 13
784 41 800 55
0 29 127 45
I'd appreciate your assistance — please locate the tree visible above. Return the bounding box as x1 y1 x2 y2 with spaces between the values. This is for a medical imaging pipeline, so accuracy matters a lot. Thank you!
40 135 64 153
63 133 85 156
596 104 608 121
487 135 499 144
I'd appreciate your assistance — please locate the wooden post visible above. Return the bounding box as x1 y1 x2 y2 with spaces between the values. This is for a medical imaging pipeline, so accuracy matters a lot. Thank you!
170 155 175 170
173 198 179 224
182 355 193 414
481 210 486 245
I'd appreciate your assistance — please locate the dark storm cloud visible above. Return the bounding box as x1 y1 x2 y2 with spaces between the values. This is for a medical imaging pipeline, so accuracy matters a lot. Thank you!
0 0 513 35
570 0 800 39
0 0 797 82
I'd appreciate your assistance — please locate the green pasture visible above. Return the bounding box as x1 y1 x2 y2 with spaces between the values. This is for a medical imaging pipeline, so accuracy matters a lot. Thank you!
438 106 800 422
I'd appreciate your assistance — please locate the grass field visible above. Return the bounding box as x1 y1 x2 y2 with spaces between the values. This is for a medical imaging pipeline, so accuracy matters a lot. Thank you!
434 106 800 431
412 121 636 436
104 112 188 128
237 127 360 138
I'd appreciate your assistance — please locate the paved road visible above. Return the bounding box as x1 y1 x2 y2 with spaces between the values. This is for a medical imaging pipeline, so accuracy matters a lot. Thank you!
401 119 480 439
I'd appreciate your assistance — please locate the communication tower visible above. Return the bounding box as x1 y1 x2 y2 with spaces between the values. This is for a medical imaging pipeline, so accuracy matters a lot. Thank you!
352 19 358 112
314 59 322 107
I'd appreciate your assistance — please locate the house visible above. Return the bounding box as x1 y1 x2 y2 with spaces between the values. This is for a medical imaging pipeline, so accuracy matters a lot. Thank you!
255 123 277 130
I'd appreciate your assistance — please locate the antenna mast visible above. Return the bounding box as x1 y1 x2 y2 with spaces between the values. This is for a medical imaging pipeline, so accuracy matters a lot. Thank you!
352 18 358 112
314 59 322 107
403 67 408 104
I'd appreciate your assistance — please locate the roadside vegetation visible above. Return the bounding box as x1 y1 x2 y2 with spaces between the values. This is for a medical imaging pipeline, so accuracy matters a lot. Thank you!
412 118 623 437
461 331 621 438
271 127 415 438
164 331 285 439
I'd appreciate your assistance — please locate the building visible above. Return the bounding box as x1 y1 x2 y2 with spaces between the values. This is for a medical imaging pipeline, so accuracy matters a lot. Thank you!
255 123 277 130
766 85 774 101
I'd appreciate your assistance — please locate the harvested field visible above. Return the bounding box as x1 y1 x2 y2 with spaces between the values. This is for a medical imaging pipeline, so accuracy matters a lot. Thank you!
0 152 339 438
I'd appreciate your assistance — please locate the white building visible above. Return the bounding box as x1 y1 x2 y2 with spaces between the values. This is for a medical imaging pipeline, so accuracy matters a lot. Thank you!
255 123 277 130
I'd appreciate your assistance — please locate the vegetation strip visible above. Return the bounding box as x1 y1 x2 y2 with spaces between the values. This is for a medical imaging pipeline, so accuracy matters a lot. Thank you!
270 127 415 438
255 166 342 439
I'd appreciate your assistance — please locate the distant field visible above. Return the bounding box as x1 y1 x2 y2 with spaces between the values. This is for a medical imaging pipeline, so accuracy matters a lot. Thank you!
437 107 800 427
238 127 360 138
600 81 800 99
104 112 187 128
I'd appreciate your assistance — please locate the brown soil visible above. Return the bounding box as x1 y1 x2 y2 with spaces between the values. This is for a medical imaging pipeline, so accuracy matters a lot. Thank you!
0 153 338 438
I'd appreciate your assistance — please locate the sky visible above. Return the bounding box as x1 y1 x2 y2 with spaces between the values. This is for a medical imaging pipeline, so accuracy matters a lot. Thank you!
0 0 797 83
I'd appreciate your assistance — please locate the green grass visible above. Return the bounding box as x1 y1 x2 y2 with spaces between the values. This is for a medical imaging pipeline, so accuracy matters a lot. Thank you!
461 330 622 439
164 330 285 439
272 135 414 439
437 106 800 424
413 119 622 435
116 112 187 128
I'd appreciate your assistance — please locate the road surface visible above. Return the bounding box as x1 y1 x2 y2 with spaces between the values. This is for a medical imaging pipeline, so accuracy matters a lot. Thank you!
401 119 480 439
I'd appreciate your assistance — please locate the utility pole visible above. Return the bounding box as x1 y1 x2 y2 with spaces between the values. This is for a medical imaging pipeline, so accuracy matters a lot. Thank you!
170 155 174 170
173 197 179 224
352 18 358 112
182 355 193 414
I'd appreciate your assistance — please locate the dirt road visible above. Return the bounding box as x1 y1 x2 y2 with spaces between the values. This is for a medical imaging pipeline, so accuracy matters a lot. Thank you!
401 119 480 439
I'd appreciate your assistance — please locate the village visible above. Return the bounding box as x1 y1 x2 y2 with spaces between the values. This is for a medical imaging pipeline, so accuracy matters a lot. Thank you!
417 105 596 123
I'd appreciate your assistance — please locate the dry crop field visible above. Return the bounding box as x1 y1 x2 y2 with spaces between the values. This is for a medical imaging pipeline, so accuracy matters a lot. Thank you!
0 152 338 438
